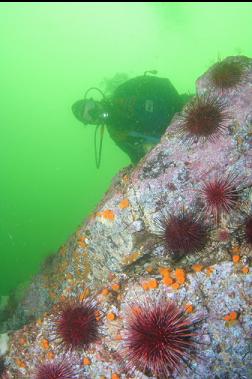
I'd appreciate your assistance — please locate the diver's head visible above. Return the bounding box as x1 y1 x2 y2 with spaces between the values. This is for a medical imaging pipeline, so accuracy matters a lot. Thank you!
72 98 109 126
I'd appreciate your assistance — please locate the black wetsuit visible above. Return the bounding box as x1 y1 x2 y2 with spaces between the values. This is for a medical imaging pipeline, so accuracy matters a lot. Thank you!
106 75 184 164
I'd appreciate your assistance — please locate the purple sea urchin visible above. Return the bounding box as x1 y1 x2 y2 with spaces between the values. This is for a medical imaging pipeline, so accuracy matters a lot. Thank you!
156 209 208 258
200 173 241 221
35 360 77 379
210 59 247 90
178 94 230 143
53 298 100 351
122 297 200 377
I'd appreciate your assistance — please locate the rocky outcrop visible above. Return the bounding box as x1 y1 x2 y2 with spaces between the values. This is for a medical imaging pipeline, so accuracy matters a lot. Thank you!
1 56 252 379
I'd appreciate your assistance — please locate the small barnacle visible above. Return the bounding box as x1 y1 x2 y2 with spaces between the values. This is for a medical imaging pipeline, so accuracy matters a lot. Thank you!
141 281 150 291
107 312 116 321
141 279 159 292
232 255 240 264
185 304 194 313
159 266 172 276
111 283 120 292
223 311 239 322
242 266 250 274
192 264 204 272
206 266 214 276
46 351 55 360
171 282 181 290
119 198 129 209
175 268 186 284
82 357 91 366
40 338 49 350
102 209 115 221
15 358 26 369
111 374 121 379
163 275 174 286
101 288 110 296
96 209 116 221
148 278 159 289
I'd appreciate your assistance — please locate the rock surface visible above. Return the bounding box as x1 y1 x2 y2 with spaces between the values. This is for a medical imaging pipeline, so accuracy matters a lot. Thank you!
1 56 252 379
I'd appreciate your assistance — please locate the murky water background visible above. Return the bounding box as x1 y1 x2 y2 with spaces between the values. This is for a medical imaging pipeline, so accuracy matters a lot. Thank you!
0 2 252 299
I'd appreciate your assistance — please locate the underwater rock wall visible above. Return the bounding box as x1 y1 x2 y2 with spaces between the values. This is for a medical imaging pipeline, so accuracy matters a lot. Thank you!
1 56 252 378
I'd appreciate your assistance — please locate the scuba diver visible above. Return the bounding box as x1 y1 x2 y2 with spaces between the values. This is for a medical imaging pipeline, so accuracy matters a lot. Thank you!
72 71 190 167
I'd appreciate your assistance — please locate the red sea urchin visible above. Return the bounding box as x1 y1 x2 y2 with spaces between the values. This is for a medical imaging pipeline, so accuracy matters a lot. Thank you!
200 173 241 221
178 94 230 143
210 59 247 91
122 298 200 377
53 298 100 351
35 360 78 379
156 209 208 259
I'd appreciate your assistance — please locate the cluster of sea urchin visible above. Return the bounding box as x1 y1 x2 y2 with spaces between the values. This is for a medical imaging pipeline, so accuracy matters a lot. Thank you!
156 67 248 258
155 171 244 258
35 298 100 377
41 293 202 379
122 297 200 378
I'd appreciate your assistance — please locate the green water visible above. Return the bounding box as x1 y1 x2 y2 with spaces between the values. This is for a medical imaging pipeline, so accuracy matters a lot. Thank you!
0 2 252 298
